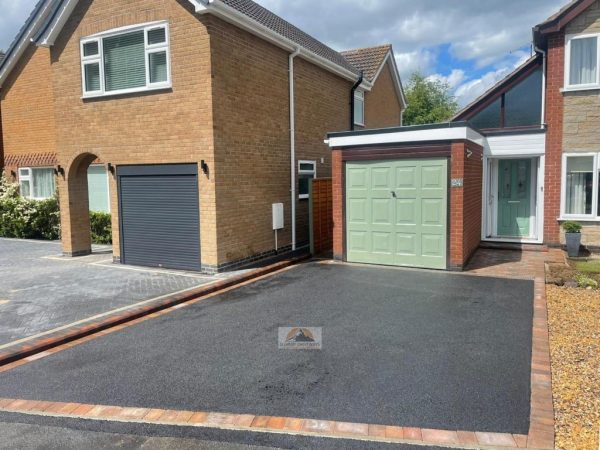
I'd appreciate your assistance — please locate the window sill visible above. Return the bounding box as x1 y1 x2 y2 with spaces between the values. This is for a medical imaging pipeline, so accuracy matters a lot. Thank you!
559 216 600 222
82 83 172 100
298 195 309 200
560 85 600 93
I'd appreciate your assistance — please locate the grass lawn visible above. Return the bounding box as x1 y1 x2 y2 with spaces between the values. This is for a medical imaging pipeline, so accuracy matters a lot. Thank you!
547 285 600 450
574 260 600 274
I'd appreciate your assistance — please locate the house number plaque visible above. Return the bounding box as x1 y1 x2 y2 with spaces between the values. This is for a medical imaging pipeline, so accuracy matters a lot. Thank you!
451 178 464 187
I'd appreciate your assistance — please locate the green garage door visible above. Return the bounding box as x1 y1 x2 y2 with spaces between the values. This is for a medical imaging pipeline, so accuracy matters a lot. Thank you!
346 159 447 269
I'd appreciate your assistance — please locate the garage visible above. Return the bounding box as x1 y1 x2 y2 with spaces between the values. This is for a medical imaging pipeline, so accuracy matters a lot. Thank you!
117 164 201 271
346 159 447 269
328 123 485 271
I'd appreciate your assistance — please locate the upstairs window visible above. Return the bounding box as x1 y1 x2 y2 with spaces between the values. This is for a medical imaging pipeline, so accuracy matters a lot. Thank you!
566 34 599 89
81 22 170 98
354 90 365 126
467 66 542 130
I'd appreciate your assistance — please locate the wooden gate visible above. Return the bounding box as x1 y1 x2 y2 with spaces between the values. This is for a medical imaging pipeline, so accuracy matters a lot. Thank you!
309 178 333 255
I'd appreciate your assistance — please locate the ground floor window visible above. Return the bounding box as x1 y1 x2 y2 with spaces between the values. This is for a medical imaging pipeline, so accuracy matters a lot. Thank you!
562 154 596 218
298 160 316 200
87 165 110 213
19 167 55 199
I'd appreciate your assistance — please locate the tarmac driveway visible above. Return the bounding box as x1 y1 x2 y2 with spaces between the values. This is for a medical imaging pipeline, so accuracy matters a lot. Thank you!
0 238 234 348
0 261 534 435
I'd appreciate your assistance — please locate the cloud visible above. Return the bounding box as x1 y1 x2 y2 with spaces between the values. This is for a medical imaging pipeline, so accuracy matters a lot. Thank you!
0 0 38 52
428 70 466 90
395 49 438 80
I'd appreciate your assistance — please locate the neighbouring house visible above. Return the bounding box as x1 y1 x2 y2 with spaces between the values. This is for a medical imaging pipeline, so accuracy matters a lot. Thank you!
0 0 405 272
326 0 600 271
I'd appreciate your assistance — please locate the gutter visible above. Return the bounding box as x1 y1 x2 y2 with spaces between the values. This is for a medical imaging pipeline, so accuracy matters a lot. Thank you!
289 48 301 251
350 71 364 130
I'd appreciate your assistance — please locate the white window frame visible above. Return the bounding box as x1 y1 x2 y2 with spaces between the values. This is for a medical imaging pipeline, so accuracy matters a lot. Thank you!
80 21 171 99
563 33 600 91
560 152 598 220
18 167 56 200
298 160 317 200
354 90 365 126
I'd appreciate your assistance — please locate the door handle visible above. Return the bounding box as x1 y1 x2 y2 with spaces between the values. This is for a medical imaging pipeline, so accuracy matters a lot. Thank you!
391 191 397 198
508 201 520 204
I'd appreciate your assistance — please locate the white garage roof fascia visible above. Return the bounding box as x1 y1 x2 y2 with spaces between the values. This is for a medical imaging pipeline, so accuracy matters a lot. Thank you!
326 123 485 148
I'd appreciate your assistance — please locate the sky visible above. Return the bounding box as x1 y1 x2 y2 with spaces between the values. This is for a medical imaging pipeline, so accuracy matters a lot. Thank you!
0 0 566 106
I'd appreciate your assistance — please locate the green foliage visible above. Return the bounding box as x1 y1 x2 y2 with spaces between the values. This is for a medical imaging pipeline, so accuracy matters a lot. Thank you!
575 273 598 289
575 260 600 274
403 72 459 126
561 220 582 233
90 211 112 244
0 175 60 240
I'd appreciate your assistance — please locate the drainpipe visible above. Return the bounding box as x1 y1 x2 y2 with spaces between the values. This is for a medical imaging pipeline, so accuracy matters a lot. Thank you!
289 47 301 251
534 45 547 127
350 71 364 130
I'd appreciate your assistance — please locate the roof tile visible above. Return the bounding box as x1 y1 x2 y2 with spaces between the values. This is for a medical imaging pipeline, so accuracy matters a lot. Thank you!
340 44 391 82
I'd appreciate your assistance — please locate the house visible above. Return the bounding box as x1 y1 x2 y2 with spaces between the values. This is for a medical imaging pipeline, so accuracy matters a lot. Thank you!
325 0 600 271
0 0 405 272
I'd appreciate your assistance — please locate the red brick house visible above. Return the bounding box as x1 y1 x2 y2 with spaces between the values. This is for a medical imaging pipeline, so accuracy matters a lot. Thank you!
0 0 405 272
326 0 600 271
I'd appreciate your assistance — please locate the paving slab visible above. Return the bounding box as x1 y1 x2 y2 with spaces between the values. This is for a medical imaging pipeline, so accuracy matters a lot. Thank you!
0 262 534 434
0 238 236 347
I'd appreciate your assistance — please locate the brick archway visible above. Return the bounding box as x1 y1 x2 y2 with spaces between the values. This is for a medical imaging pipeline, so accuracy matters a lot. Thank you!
59 152 101 257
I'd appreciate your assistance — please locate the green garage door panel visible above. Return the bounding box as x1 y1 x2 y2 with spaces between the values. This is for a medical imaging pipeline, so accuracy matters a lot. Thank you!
346 159 447 269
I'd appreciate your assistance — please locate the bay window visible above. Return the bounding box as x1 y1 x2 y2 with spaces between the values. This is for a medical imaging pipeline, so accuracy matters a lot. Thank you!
19 168 56 200
81 22 170 98
562 154 597 219
565 34 600 90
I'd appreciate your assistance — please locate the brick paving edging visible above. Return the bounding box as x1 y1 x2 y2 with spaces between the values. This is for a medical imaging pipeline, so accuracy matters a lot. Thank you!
0 397 534 449
0 254 310 367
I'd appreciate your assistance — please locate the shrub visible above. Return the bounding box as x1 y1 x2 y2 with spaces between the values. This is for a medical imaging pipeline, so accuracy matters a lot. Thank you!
90 211 112 244
575 273 598 289
0 175 60 240
562 221 582 233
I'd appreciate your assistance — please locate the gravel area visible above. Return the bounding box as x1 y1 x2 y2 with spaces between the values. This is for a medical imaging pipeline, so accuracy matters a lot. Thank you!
547 285 600 450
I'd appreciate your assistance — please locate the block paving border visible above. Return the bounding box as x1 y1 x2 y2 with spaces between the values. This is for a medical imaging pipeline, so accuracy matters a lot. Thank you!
0 248 560 449
0 253 310 367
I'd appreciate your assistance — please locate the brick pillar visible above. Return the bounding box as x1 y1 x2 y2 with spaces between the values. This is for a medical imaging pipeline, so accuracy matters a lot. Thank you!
544 31 564 246
60 154 95 257
449 141 483 270
332 149 344 260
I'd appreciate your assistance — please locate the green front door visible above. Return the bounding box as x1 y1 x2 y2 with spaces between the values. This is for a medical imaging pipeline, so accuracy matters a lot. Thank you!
346 159 447 269
497 159 531 237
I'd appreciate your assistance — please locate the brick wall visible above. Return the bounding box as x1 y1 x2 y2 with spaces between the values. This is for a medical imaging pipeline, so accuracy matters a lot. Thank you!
364 60 403 129
0 45 57 178
544 31 565 247
332 149 344 260
49 0 217 262
449 141 483 269
209 18 353 266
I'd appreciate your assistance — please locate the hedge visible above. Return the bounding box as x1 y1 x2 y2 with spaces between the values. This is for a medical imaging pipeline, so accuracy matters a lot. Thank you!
0 175 112 244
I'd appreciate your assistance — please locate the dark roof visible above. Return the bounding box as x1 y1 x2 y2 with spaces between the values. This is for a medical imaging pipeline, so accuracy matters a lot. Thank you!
0 51 5 65
533 0 595 45
220 0 357 74
340 45 391 82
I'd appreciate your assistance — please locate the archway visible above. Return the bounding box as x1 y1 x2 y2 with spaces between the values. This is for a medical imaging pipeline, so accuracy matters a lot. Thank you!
60 152 107 257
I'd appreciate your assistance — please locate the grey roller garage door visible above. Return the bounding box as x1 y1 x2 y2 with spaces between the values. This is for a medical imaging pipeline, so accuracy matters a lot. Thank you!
118 164 201 271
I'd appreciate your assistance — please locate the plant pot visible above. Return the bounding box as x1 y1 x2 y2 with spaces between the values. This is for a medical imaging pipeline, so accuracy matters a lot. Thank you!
565 232 582 257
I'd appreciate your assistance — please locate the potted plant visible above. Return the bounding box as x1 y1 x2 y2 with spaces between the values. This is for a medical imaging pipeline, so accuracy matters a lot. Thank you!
562 221 583 257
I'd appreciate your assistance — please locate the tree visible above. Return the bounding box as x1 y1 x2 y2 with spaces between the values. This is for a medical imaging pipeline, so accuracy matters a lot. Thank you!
403 72 459 126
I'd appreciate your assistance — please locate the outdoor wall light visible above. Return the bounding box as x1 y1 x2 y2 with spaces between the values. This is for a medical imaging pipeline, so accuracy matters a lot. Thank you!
54 165 65 176
106 163 115 175
10 170 16 178
466 149 473 159
201 160 209 175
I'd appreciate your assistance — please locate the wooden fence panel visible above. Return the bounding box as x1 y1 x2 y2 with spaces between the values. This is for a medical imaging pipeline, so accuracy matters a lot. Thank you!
309 178 333 255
